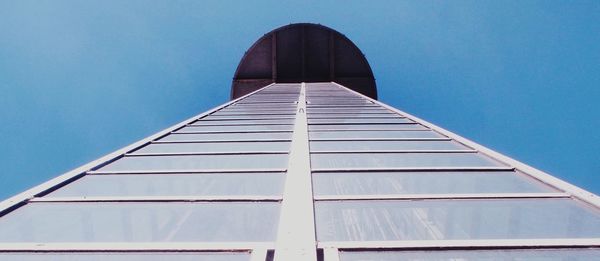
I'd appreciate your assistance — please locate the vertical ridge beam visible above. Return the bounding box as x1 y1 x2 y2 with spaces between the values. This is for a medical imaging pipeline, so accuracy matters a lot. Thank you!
272 34 277 81
274 83 317 261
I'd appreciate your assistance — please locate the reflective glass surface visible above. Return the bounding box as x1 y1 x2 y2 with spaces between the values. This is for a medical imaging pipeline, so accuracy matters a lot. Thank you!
223 104 296 108
309 124 427 131
308 113 399 118
213 110 296 115
47 173 285 197
311 152 503 170
133 141 290 154
159 132 292 142
308 118 413 124
307 108 391 113
312 171 555 195
99 154 288 172
309 130 443 140
0 253 249 261
307 104 382 108
0 202 279 242
190 119 294 126
204 115 295 120
340 249 600 261
316 199 600 241
176 125 294 132
309 140 467 152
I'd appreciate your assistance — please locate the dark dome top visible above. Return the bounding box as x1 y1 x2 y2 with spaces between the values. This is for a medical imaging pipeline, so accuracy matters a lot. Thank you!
231 23 377 99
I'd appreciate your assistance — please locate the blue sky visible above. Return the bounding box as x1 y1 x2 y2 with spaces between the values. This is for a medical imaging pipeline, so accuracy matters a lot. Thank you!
0 0 598 200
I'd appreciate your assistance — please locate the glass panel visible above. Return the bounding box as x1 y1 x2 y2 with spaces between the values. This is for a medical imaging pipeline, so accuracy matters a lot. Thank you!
309 124 427 131
308 113 400 118
307 108 390 113
0 202 279 242
176 125 293 132
229 104 297 109
160 132 292 142
308 100 371 105
340 249 600 261
316 198 600 241
190 119 294 126
213 110 296 115
221 107 296 111
313 171 555 195
307 105 379 109
99 154 288 172
311 152 502 170
47 173 285 197
309 130 443 140
0 252 249 261
133 141 290 154
204 115 295 120
308 118 413 124
310 140 467 152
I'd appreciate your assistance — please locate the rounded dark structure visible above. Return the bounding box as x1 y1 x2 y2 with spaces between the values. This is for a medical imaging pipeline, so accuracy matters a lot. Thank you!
231 23 377 99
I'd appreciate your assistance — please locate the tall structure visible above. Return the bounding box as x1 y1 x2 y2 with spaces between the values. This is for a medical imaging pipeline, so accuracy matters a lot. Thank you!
1 23 599 261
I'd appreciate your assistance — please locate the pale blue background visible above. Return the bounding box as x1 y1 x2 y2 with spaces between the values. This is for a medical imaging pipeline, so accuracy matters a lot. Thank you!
1 0 599 200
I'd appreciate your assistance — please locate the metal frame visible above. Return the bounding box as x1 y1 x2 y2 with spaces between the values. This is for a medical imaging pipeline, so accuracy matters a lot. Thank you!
152 139 293 143
332 82 600 208
30 196 283 203
0 242 273 252
0 83 283 256
2 82 600 260
302 82 600 260
274 83 317 261
320 238 600 250
314 193 569 201
87 168 287 175
87 169 285 175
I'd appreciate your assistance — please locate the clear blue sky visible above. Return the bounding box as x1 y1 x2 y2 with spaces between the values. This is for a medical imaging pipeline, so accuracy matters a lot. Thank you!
1 0 599 200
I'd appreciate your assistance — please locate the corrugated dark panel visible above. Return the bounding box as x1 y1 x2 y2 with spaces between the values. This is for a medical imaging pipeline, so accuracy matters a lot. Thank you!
232 23 377 99
276 26 303 81
304 26 330 81
235 36 272 79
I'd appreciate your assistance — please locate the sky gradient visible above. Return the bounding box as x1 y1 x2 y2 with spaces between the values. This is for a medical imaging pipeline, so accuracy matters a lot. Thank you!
1 0 599 200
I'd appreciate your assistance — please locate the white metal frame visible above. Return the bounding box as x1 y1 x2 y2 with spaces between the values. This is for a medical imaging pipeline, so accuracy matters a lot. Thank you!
298 82 600 261
2 82 600 260
0 83 282 257
332 81 600 208
274 83 317 261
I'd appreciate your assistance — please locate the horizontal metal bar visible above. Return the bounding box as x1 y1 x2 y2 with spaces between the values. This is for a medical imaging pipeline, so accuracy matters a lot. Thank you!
0 242 274 252
308 122 415 126
30 195 283 203
309 138 452 142
310 150 477 154
314 193 570 201
308 129 432 133
210 112 296 115
152 139 292 144
311 166 515 173
307 116 405 119
307 111 396 115
173 130 294 134
125 151 288 157
187 123 294 127
319 238 600 250
200 117 296 121
306 103 383 107
308 128 430 132
88 168 287 175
